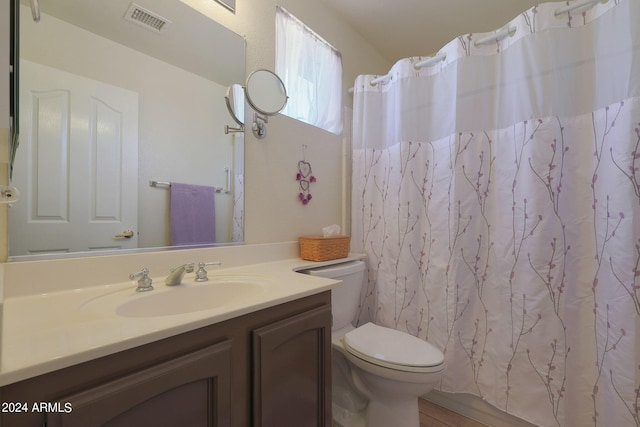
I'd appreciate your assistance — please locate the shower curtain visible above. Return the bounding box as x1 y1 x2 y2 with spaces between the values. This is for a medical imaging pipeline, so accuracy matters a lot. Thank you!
351 1 639 426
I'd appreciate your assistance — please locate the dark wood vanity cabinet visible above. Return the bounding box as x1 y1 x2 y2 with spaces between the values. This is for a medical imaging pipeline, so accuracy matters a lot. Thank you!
252 305 332 427
0 291 332 427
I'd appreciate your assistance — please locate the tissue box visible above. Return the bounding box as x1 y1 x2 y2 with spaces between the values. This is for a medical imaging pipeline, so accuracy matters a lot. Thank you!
299 235 350 261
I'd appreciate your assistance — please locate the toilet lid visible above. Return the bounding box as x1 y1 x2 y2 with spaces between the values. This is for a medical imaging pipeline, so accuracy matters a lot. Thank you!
343 323 444 371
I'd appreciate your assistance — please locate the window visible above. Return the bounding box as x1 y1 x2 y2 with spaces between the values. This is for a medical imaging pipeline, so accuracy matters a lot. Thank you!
275 6 343 134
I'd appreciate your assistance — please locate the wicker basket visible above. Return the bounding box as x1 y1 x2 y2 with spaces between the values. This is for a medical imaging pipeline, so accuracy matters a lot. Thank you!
299 235 350 262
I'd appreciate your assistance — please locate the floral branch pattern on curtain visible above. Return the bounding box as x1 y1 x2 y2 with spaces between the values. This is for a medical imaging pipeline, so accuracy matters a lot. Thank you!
351 1 639 426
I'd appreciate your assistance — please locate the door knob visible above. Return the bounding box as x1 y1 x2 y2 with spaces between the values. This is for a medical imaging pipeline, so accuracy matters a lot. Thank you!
114 229 135 239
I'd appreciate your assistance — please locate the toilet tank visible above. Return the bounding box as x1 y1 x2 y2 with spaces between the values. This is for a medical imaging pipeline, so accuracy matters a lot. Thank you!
305 260 365 330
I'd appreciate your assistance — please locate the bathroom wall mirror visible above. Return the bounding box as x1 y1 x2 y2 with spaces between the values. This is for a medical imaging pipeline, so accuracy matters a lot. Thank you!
245 69 288 116
9 0 246 258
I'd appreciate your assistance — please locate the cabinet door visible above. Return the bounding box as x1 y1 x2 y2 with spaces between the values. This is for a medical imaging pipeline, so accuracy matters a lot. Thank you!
252 305 332 427
46 340 232 427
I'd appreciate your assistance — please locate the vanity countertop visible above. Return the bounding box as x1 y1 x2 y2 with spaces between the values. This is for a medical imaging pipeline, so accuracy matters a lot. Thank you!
0 254 364 387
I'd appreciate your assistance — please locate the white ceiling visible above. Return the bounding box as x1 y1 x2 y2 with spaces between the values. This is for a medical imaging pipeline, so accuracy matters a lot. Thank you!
322 0 542 63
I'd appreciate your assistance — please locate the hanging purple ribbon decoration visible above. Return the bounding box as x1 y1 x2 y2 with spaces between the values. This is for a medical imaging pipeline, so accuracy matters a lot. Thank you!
296 145 316 205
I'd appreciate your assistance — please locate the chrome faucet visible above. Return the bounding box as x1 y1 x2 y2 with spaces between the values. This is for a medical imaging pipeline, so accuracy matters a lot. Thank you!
130 267 153 292
165 263 195 286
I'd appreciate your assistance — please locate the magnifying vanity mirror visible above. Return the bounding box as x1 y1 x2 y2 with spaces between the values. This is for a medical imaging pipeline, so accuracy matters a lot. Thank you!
244 69 288 139
224 70 288 138
245 69 288 116
9 0 246 258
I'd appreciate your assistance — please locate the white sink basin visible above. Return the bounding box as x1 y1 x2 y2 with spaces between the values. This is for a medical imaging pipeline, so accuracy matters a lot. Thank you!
120 281 265 317
81 275 270 317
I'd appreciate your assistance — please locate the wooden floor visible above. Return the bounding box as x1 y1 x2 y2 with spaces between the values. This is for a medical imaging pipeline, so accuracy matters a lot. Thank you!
333 398 488 427
419 398 488 427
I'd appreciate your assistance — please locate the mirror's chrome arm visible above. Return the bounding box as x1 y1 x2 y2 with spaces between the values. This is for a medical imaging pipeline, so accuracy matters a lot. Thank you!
129 267 153 292
165 263 195 286
225 124 244 134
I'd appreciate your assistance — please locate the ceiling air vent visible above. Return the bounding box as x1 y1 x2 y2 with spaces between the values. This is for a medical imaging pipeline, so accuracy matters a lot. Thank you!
124 3 172 33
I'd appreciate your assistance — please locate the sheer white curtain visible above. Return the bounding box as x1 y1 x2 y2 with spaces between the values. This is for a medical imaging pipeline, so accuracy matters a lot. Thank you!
275 6 343 134
351 1 640 426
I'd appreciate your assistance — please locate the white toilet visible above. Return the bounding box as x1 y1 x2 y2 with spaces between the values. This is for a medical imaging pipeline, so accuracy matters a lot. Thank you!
305 260 446 427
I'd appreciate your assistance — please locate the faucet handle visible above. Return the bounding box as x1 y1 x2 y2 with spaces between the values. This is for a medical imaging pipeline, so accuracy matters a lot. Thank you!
129 267 154 292
195 261 222 282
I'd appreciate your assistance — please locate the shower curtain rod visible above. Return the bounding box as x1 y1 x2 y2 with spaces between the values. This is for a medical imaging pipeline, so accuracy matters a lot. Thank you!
369 73 392 86
413 52 447 70
352 0 602 93
349 52 447 92
366 25 516 89
554 0 601 16
473 26 516 47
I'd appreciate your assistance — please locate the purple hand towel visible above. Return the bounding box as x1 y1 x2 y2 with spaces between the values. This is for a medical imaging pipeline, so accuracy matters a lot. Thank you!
170 182 216 246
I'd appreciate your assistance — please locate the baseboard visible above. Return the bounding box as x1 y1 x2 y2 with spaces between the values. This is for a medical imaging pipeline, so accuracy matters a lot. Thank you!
422 391 538 427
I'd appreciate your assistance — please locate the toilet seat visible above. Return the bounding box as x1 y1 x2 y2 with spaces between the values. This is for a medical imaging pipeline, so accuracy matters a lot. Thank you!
343 323 445 373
